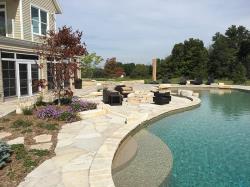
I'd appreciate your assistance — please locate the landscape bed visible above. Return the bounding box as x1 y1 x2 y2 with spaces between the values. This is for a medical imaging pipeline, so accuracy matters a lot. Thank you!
0 98 97 187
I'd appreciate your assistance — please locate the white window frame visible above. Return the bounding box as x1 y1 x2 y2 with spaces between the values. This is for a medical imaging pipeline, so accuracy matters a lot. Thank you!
31 5 49 36
0 2 8 37
1 51 40 98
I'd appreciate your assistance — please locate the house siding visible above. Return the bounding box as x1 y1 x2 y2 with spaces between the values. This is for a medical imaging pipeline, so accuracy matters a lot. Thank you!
22 0 32 41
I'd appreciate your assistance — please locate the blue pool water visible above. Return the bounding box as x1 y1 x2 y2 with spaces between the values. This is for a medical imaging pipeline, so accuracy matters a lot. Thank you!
148 90 250 187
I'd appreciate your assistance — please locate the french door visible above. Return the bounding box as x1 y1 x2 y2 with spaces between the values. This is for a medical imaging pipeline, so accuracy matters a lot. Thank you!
17 61 39 97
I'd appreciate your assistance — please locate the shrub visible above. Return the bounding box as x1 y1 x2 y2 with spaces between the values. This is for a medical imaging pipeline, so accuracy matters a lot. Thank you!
69 99 97 113
58 111 77 122
36 106 62 120
38 123 59 131
11 120 32 128
29 149 50 157
11 144 26 160
22 107 33 115
0 141 12 168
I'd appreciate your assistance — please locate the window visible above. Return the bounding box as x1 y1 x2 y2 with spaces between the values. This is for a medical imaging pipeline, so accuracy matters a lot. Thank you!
16 53 38 60
0 3 6 36
31 6 48 35
1 52 14 59
2 61 16 97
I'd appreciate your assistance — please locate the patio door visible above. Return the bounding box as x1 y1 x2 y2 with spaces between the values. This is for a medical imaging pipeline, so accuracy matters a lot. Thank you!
19 63 29 96
17 61 39 97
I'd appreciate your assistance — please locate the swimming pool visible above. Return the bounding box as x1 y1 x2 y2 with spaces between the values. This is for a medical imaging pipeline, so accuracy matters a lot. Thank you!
113 90 250 187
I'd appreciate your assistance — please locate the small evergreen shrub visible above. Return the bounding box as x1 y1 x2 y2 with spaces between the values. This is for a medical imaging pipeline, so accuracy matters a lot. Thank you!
0 141 12 168
58 111 77 122
29 149 49 157
38 123 59 131
22 107 33 115
11 120 33 128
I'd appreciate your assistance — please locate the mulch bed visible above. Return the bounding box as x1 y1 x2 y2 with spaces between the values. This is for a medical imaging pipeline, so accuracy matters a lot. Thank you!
0 112 67 187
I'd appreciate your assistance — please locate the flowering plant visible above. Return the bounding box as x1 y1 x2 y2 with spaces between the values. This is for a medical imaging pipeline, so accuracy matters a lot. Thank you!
36 106 62 120
69 99 97 113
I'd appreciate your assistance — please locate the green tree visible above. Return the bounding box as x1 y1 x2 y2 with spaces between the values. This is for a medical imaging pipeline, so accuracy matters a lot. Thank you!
164 38 208 79
239 40 250 78
208 33 236 78
80 53 103 78
232 63 247 84
130 64 150 78
208 25 250 79
121 63 136 76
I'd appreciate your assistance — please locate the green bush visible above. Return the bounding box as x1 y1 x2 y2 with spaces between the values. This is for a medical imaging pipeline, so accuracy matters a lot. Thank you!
0 141 12 168
22 107 33 115
29 149 50 157
58 111 76 122
11 144 26 160
11 145 37 171
38 123 59 131
11 120 33 128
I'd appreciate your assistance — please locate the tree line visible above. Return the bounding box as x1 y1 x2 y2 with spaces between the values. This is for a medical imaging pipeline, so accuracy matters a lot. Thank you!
81 57 152 79
157 25 250 83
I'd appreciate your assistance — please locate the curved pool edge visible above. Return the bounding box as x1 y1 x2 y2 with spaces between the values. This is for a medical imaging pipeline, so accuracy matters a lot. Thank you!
89 96 201 187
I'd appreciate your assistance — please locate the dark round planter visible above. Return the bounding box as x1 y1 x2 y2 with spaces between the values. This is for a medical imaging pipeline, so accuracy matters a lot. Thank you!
75 79 82 89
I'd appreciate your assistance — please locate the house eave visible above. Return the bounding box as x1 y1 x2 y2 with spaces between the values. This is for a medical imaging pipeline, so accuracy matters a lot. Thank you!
0 36 38 53
53 0 62 14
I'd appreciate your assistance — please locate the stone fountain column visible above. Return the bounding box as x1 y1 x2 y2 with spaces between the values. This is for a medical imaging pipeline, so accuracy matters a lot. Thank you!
152 59 157 81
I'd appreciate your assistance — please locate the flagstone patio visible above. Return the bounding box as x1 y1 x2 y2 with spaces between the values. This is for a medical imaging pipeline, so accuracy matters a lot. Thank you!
17 93 200 187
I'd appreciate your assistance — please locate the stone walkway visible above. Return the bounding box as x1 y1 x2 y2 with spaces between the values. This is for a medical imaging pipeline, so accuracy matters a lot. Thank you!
18 95 198 187
0 99 17 118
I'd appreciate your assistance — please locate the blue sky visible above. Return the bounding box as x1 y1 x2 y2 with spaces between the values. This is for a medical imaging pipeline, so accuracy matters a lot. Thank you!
57 0 250 64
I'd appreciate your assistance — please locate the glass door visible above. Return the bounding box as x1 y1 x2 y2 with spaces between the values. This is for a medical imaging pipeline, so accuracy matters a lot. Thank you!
31 64 39 93
19 64 28 96
2 61 16 97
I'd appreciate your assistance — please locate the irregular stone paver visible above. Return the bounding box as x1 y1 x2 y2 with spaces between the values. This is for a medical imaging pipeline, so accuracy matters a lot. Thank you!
33 134 52 143
7 137 24 145
0 132 12 139
30 143 53 150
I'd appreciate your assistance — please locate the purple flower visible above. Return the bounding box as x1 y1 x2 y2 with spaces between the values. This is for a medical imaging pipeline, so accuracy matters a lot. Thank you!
36 105 63 119
69 99 97 113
